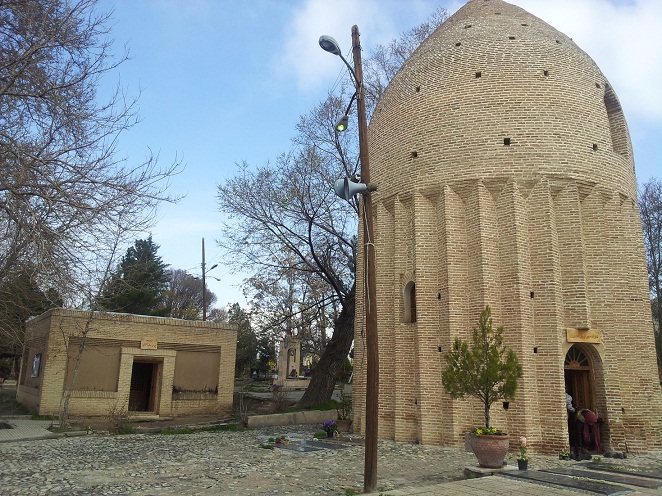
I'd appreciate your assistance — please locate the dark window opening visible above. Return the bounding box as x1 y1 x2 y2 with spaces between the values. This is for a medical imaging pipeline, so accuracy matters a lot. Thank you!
403 282 417 323
476 71 482 78
604 85 630 157
504 137 511 146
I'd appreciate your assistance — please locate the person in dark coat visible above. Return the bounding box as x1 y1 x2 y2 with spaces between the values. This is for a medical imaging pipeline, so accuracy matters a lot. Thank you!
576 408 602 453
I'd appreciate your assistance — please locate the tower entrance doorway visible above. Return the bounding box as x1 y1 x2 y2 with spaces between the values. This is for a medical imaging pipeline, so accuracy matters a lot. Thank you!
564 345 596 451
129 360 160 412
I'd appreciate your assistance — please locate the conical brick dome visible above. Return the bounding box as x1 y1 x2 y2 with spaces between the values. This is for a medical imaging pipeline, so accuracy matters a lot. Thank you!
369 0 635 200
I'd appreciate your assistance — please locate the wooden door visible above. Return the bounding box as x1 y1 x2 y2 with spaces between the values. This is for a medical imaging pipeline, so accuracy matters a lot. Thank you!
564 346 596 412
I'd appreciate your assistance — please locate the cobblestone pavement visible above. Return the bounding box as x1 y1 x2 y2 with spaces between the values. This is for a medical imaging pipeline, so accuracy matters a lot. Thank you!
2 425 662 495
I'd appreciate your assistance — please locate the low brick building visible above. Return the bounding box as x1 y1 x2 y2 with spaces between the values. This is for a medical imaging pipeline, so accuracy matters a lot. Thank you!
17 309 237 419
352 0 662 454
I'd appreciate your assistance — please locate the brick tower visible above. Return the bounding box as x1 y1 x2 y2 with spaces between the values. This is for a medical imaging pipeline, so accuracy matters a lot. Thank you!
352 0 662 454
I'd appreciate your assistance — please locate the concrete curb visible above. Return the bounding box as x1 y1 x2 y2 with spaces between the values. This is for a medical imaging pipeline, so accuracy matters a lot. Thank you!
247 410 334 428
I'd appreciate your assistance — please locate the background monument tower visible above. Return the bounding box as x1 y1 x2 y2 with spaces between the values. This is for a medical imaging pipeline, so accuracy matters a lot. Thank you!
352 0 662 454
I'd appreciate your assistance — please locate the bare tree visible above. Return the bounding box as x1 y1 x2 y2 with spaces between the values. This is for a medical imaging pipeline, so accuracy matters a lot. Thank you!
217 9 448 407
0 0 181 304
159 268 217 320
639 177 662 372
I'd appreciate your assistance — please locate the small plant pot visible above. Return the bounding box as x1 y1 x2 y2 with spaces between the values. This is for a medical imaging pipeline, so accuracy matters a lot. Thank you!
517 459 528 471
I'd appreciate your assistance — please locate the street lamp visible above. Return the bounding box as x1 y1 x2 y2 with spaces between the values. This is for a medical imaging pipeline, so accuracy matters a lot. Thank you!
320 26 379 494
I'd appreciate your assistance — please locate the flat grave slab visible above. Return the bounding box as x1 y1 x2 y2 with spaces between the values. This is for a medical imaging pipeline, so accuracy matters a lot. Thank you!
580 461 662 480
499 469 634 495
274 442 324 452
543 467 662 489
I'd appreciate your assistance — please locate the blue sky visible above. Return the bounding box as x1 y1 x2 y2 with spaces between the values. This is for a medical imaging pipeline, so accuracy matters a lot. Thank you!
97 0 662 309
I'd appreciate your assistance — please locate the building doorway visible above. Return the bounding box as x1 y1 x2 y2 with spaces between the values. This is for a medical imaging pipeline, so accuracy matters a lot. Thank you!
564 345 596 451
129 360 160 412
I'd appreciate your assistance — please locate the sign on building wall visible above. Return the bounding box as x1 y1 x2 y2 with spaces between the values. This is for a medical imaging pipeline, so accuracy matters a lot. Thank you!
566 328 602 344
141 338 158 350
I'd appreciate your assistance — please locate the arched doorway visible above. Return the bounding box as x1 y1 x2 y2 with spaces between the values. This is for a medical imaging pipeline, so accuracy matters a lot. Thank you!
564 345 597 452
564 346 596 412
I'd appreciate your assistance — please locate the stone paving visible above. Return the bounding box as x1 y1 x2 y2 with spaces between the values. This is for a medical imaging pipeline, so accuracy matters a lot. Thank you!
2 423 662 495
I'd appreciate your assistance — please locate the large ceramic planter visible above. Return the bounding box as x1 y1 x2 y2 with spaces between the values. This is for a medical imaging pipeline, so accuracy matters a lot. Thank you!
336 419 352 433
469 434 510 468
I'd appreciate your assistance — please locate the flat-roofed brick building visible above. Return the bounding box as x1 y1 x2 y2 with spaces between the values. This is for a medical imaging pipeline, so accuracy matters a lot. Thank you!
352 0 662 454
17 309 237 419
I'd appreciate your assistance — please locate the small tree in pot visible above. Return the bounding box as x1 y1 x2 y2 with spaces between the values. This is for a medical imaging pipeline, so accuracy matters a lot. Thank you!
442 305 523 467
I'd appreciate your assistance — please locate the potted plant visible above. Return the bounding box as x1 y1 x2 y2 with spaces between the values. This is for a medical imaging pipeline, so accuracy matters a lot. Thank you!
442 305 523 468
323 419 339 438
517 436 529 470
336 391 352 432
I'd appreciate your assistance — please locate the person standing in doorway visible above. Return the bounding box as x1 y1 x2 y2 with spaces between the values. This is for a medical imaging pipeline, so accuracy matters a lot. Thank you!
566 391 577 454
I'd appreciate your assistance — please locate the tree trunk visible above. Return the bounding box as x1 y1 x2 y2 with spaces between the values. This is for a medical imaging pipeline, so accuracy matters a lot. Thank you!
297 286 355 408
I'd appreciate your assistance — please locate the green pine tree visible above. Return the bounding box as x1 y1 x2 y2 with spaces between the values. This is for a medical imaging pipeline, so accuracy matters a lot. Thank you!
441 305 522 429
99 236 170 315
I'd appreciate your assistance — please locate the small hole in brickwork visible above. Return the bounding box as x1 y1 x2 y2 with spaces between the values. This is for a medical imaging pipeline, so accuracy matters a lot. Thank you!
534 347 538 354
521 23 528 26
495 12 501 15
415 86 420 92
593 144 598 151
438 346 442 353
622 407 625 413
556 39 561 44
411 151 418 158
455 42 462 47
437 292 441 300
475 71 482 78
595 82 601 88
503 137 511 146
465 24 472 28
530 291 534 299
509 36 516 40
543 70 549 76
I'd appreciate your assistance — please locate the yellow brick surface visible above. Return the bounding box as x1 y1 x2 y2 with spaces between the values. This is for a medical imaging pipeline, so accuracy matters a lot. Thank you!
353 0 662 454
17 309 237 419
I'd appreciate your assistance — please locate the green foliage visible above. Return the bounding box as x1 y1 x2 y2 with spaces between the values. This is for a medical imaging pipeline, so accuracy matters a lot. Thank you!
441 305 522 428
336 390 352 420
99 236 170 315
230 303 258 377
161 427 196 435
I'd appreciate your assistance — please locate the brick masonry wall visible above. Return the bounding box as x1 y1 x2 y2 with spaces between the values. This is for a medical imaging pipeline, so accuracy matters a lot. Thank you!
352 0 662 454
17 309 237 419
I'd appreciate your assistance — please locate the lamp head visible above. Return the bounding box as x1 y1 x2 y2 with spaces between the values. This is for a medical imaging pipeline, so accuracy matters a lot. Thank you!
335 114 349 132
319 35 341 56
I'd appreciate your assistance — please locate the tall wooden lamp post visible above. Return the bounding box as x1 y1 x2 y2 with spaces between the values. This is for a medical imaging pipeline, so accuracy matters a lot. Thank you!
320 26 379 493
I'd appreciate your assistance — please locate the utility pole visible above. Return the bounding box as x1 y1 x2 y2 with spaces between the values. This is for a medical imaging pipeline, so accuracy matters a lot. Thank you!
202 238 208 321
352 25 379 494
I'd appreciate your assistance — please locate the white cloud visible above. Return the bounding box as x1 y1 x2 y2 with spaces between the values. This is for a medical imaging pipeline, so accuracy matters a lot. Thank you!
279 0 451 92
281 0 662 123
509 0 662 122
